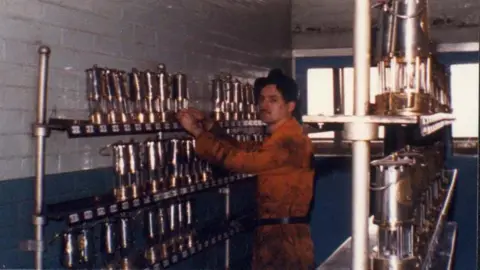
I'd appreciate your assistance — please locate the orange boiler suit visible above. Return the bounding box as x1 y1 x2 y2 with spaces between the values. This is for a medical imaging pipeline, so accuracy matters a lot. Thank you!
194 117 315 270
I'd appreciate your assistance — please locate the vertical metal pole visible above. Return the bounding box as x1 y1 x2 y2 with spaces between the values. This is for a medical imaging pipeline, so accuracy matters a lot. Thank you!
352 0 371 269
333 68 345 147
224 185 231 269
34 45 51 270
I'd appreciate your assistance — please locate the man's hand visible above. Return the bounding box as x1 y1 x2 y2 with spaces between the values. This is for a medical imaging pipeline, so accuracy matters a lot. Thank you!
176 110 204 137
186 107 214 131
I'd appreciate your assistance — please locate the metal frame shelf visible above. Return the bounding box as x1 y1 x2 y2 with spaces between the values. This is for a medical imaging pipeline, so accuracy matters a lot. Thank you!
318 169 459 270
302 113 455 137
46 174 254 226
48 118 264 138
26 45 262 270
141 219 247 270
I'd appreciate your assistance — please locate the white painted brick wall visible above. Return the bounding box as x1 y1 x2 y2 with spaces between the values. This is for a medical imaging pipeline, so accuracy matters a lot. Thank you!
0 0 291 180
292 0 480 48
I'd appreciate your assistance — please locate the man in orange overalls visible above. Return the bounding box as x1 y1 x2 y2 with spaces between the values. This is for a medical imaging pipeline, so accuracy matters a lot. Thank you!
177 69 315 269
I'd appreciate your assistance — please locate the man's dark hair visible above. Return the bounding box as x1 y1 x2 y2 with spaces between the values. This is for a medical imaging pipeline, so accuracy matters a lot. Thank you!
253 68 301 119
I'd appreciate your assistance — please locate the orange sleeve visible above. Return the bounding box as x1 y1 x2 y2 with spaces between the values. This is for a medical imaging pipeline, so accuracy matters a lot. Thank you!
195 131 292 174
208 122 260 151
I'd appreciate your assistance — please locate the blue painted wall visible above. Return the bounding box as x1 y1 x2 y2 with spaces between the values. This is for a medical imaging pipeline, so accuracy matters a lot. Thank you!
0 167 254 269
0 168 113 268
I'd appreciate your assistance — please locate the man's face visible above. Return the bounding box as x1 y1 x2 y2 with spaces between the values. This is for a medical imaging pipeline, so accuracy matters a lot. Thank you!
258 84 295 124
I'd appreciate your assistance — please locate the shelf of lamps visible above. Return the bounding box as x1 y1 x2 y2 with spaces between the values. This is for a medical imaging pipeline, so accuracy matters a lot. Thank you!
46 174 255 226
302 112 455 137
139 219 247 269
47 118 265 138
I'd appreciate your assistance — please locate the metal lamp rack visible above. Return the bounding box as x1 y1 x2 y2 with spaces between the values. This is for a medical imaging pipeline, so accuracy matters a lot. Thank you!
24 45 261 270
302 0 458 268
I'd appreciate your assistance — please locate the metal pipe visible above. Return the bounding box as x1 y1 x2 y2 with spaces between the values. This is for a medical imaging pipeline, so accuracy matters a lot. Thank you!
34 45 51 270
333 68 344 146
222 186 231 269
353 0 371 116
351 142 371 269
352 0 371 269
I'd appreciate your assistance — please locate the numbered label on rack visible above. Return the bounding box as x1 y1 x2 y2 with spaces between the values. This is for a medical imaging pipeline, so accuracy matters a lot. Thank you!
69 213 79 224
133 199 140 207
197 243 203 251
145 123 152 131
190 247 196 254
172 255 178 263
162 260 169 268
83 210 93 220
182 250 188 258
212 237 216 244
189 186 196 192
180 187 188 195
99 125 107 133
122 201 130 210
71 126 81 134
153 193 161 202
97 207 106 217
204 240 209 247
164 190 172 199
112 124 120 133
86 125 94 134
144 196 151 204
109 204 118 214
123 124 131 132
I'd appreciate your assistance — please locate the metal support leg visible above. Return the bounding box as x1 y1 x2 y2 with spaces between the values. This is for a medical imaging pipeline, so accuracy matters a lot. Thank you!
351 0 372 268
351 141 370 269
220 185 231 269
33 45 51 270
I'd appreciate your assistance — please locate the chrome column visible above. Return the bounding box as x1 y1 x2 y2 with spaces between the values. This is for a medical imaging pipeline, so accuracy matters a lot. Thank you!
33 45 51 270
351 0 373 269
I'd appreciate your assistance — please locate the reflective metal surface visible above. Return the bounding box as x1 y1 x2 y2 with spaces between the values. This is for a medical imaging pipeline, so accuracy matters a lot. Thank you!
317 221 457 270
84 63 184 125
210 73 257 121
372 0 452 116
317 167 458 270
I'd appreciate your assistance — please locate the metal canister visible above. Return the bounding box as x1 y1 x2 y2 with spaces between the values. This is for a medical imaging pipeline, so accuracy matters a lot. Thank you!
146 139 160 193
100 220 117 256
61 231 77 269
144 207 158 242
118 217 134 253
173 73 188 111
77 228 95 266
211 76 224 121
85 65 106 124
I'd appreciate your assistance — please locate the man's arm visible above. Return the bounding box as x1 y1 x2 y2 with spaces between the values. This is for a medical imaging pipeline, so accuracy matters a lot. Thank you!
207 122 260 151
194 131 293 174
